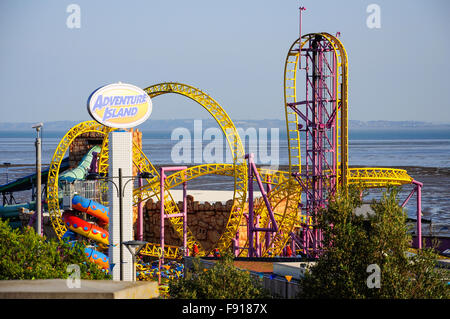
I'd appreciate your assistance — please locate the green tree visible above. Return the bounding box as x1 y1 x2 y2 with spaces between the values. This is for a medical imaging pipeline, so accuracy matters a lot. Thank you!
0 218 110 280
298 187 449 299
169 252 271 299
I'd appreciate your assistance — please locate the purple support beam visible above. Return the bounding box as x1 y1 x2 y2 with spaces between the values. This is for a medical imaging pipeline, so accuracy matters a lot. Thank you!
245 153 278 257
290 232 303 255
247 154 255 257
160 166 188 263
232 237 239 257
289 34 338 258
183 170 188 255
401 180 423 249
401 188 416 208
265 175 273 251
255 215 261 256
160 170 165 264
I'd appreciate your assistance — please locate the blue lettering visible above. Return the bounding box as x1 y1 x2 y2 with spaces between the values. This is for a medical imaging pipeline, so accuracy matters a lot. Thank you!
92 93 148 114
116 107 124 118
103 96 112 107
123 107 131 117
102 107 113 121
101 106 141 122
92 95 104 111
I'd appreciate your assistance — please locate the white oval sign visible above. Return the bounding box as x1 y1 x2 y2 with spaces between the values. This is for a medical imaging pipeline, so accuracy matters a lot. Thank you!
87 83 152 128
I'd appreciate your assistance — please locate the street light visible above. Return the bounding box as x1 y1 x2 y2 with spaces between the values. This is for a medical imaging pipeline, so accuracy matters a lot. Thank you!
87 170 154 281
122 240 148 282
32 122 43 236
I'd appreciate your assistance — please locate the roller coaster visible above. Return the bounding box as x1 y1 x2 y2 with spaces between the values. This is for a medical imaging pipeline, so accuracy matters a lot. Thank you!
44 9 423 273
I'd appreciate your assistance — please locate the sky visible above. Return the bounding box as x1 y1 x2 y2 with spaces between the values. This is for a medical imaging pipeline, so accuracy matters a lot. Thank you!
0 0 449 124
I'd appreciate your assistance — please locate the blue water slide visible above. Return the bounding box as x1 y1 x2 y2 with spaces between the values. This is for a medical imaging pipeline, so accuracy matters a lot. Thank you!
59 145 101 183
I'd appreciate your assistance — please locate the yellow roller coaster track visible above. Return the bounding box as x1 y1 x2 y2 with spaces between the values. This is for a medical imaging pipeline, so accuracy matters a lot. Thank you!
278 32 416 257
47 121 113 238
284 33 348 188
47 82 248 259
141 82 247 257
47 34 416 262
133 163 413 257
283 33 412 190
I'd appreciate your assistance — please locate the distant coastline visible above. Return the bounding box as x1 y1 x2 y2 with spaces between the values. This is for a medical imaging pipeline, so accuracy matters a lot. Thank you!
0 119 450 139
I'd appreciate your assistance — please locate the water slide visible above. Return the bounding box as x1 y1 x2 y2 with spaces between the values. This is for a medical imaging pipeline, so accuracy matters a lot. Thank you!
0 157 69 228
58 146 110 269
0 157 69 194
62 195 110 270
0 145 109 269
0 145 100 211
0 145 100 228
58 145 101 183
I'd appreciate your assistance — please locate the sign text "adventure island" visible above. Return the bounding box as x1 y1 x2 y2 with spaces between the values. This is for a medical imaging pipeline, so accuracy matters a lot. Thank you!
87 83 152 129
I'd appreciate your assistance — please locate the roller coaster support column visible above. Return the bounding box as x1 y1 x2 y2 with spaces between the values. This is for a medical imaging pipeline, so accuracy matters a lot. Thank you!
160 166 188 263
401 180 423 249
265 177 273 252
246 153 278 257
232 232 239 257
289 34 338 258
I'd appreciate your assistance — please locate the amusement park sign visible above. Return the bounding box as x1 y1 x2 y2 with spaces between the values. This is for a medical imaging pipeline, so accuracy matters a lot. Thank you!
87 83 152 128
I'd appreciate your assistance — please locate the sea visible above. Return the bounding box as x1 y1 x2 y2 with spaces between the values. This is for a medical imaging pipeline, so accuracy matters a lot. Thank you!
0 127 449 236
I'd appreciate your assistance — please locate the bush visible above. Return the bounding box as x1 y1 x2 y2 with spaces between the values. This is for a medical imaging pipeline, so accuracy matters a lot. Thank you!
169 252 271 299
298 187 449 299
0 218 110 280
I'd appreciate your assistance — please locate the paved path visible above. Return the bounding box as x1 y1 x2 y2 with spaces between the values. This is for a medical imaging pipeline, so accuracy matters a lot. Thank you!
0 280 159 299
